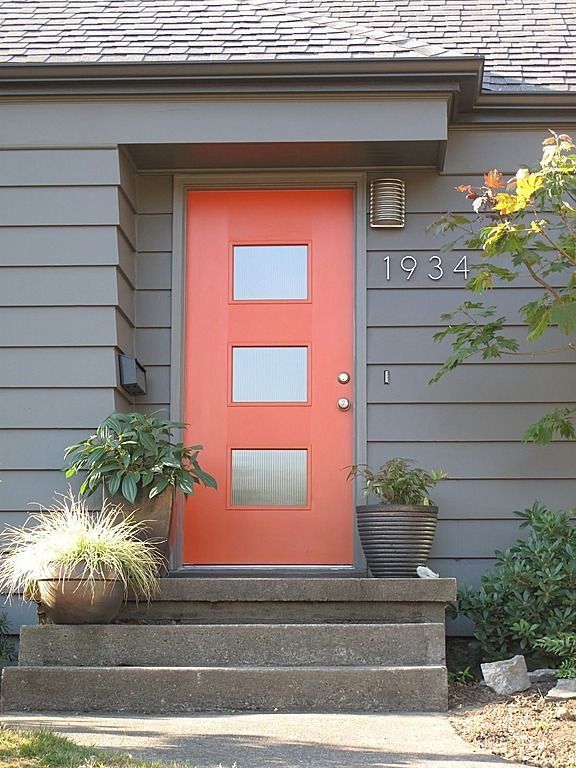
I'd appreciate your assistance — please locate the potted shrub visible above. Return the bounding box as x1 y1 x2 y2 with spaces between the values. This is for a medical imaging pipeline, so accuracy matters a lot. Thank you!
348 458 446 578
64 412 217 561
0 490 161 624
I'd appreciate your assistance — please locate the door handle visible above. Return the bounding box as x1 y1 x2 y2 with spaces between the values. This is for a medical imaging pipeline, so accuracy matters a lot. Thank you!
337 398 351 411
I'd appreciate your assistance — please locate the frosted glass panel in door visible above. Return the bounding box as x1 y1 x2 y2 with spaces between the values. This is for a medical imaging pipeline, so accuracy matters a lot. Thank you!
233 245 308 300
231 449 307 507
232 346 308 402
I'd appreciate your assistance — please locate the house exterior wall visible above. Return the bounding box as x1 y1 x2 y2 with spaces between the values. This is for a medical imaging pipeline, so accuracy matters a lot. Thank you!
1 119 575 633
133 126 576 597
0 146 136 629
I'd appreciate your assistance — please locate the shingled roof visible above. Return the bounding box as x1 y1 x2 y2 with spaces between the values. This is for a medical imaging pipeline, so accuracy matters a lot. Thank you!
0 0 574 92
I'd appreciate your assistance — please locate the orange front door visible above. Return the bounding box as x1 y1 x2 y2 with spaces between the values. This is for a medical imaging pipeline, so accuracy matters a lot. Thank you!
183 188 354 565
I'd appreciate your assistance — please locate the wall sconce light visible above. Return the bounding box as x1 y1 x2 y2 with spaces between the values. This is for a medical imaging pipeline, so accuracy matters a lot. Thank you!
119 354 147 396
369 179 406 228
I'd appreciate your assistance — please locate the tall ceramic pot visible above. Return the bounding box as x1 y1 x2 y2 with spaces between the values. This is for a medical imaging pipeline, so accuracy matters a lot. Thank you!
356 504 438 578
106 486 173 563
37 564 124 624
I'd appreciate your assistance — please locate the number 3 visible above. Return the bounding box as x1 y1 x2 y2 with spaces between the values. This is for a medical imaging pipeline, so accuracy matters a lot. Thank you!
428 255 443 281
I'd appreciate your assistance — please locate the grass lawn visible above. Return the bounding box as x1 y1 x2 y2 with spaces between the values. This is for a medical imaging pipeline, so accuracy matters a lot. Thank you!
0 727 189 768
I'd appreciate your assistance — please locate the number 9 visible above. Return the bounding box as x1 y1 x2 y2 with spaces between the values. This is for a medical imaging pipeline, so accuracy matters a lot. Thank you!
401 255 417 280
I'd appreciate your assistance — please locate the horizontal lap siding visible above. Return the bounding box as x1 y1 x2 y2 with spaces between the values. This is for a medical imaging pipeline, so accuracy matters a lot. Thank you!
368 159 576 627
0 148 133 632
135 174 173 418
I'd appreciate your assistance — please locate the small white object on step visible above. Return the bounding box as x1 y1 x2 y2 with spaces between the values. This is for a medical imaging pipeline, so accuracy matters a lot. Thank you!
416 566 439 579
481 655 531 695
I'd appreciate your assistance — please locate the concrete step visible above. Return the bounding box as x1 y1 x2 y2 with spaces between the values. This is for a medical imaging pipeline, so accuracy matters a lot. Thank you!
118 578 456 624
1 665 448 713
18 622 446 668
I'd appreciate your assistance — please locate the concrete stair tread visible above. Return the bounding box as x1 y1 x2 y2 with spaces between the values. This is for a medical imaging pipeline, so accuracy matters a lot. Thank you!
18 622 446 668
127 577 457 602
118 578 456 624
2 665 448 713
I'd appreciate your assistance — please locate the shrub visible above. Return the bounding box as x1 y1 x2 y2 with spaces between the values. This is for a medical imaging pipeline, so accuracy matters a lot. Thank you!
457 501 576 660
536 634 576 678
0 490 162 603
0 611 14 663
347 458 446 505
64 411 217 503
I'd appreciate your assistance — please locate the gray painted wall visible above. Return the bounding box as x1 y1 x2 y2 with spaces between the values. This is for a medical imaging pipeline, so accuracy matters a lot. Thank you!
132 128 576 632
1 124 575 636
0 146 136 630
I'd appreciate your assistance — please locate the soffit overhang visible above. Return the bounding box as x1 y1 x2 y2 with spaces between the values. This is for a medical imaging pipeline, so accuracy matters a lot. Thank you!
2 59 576 169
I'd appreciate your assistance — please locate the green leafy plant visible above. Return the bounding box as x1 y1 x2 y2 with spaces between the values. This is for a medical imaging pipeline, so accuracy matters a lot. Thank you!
0 611 14 664
448 666 476 685
536 633 576 678
347 458 446 505
0 490 162 603
457 502 576 660
64 411 217 504
429 131 576 443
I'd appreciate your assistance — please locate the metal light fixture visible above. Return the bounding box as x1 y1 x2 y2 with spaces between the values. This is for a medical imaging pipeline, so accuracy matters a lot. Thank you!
369 179 406 228
119 354 147 396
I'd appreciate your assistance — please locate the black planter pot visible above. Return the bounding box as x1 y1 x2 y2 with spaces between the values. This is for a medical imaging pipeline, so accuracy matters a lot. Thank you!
356 503 438 578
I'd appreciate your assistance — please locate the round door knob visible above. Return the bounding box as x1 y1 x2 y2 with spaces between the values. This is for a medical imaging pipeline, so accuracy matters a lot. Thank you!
337 397 351 411
337 371 351 384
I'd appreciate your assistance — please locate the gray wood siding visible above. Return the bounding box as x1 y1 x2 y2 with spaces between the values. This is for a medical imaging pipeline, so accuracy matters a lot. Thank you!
134 174 173 416
3 127 574 635
0 148 136 630
131 147 576 626
368 162 576 604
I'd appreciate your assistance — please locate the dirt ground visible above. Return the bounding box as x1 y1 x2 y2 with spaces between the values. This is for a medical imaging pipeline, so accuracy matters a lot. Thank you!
450 682 576 768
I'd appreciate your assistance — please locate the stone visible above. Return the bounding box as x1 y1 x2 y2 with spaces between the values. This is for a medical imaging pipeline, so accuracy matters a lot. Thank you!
1 665 449 713
553 705 573 720
546 679 576 700
481 655 531 695
529 668 558 683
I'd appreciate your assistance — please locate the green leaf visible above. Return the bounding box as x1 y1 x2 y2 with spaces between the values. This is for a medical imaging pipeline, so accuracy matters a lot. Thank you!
139 431 158 454
149 477 171 499
107 473 122 496
121 473 138 503
550 302 576 334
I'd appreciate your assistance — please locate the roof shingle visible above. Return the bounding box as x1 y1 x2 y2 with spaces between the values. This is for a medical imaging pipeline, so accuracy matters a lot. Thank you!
0 0 575 91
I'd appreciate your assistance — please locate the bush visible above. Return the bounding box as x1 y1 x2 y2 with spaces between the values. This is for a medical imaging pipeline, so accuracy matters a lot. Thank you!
457 502 576 660
536 634 576 678
0 611 14 664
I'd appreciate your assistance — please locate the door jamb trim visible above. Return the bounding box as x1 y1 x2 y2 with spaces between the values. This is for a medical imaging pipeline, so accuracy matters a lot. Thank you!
170 171 368 572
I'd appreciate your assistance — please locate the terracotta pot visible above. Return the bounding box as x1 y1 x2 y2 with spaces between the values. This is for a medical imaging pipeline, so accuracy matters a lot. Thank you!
106 485 173 562
37 565 124 624
356 504 438 578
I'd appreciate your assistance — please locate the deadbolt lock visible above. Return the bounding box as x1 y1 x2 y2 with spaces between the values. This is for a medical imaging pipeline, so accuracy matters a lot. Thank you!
337 371 351 384
337 397 351 411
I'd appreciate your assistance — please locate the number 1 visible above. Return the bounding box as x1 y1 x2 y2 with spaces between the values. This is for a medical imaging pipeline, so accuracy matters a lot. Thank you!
383 255 390 281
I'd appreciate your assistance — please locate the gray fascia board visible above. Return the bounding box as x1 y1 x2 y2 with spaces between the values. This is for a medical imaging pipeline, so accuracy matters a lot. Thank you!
458 91 576 124
0 57 485 82
0 57 481 114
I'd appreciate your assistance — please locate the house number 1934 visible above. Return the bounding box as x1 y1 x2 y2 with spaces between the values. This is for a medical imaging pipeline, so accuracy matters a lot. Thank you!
382 255 469 281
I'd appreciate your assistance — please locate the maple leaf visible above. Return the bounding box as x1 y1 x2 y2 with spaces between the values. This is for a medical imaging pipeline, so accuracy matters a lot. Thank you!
516 172 544 203
455 184 479 200
493 193 523 216
484 169 504 190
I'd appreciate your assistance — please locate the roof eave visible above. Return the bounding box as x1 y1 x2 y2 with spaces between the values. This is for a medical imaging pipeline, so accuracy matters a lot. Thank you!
0 56 483 115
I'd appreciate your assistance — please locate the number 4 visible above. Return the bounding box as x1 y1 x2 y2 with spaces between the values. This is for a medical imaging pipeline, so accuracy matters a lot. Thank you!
453 255 469 280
